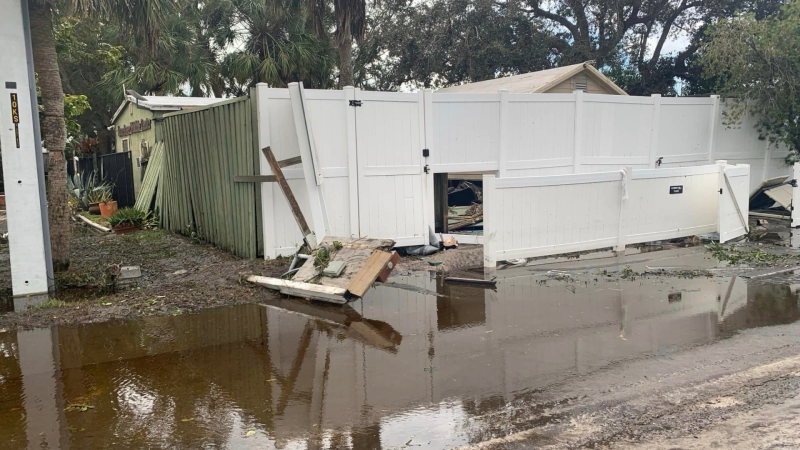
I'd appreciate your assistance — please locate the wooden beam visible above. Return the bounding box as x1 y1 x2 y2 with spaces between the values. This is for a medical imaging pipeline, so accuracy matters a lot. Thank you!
278 155 302 168
234 175 277 183
247 275 348 304
346 250 393 298
262 146 313 239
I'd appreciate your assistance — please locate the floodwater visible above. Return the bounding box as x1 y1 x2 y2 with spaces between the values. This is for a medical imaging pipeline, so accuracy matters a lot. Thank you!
2 263 800 449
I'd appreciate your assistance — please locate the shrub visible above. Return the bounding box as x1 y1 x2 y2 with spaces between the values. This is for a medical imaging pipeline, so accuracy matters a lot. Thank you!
109 207 150 228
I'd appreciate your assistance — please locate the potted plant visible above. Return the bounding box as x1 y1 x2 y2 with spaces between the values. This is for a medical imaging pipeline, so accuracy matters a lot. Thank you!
98 187 117 218
109 207 148 234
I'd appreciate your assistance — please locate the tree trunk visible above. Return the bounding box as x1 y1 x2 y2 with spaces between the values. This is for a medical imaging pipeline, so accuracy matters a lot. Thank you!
30 1 70 271
338 35 355 88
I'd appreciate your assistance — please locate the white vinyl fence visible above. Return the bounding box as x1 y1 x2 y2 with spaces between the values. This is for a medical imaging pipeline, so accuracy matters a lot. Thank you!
255 83 775 260
482 162 750 266
430 92 790 191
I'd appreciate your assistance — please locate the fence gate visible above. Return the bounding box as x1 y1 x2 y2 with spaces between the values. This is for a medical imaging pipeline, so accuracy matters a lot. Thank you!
718 164 750 243
354 90 427 246
99 152 136 208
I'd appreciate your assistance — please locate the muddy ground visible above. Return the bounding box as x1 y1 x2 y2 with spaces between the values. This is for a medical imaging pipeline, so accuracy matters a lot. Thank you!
0 223 288 330
2 216 799 331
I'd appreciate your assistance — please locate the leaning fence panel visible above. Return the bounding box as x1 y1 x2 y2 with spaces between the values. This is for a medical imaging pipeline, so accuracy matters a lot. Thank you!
160 96 259 258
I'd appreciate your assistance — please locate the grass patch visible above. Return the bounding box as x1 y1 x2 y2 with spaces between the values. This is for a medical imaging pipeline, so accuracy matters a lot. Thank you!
121 229 165 245
33 299 73 309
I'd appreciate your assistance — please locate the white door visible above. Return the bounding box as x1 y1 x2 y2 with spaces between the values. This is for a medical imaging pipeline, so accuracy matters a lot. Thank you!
355 90 427 246
719 164 750 243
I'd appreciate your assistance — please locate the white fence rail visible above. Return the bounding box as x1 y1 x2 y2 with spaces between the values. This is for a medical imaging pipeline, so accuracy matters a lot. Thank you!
483 163 749 267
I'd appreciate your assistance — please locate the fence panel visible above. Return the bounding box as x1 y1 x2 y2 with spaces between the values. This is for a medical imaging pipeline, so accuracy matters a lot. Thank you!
160 96 258 258
483 164 748 266
257 86 355 258
483 171 624 266
98 152 136 208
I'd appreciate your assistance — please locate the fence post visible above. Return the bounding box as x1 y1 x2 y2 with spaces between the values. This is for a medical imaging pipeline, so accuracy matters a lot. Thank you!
344 86 360 238
482 174 497 268
615 167 630 253
761 140 771 185
716 159 728 236
793 163 800 228
256 84 277 259
648 94 661 168
423 89 435 238
573 89 584 174
498 89 509 176
707 95 720 163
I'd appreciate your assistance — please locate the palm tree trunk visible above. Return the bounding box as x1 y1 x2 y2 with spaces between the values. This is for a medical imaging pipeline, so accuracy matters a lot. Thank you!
30 1 70 270
338 35 355 88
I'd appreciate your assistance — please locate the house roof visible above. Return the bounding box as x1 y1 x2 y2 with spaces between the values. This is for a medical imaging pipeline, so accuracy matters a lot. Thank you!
110 94 223 124
436 62 628 95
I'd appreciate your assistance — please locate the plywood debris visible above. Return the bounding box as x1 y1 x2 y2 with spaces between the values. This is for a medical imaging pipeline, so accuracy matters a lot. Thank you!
250 236 397 304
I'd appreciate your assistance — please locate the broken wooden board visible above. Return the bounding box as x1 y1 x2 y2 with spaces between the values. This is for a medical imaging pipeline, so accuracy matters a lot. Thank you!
292 237 395 290
378 251 400 283
247 275 347 304
347 250 393 298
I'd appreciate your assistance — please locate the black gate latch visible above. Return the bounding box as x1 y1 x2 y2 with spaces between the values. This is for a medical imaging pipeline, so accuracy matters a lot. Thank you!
349 100 362 107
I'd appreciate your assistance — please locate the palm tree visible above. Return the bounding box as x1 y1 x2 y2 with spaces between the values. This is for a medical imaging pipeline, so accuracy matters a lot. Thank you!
221 0 336 93
29 0 71 270
28 0 179 269
306 0 368 87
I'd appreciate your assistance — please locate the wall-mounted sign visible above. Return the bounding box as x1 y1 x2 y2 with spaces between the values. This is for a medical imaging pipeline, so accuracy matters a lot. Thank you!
670 185 683 194
117 118 151 137
10 92 20 148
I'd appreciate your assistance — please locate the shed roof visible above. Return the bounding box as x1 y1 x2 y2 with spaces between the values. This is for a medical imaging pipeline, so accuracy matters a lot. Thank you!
436 62 627 95
111 94 223 124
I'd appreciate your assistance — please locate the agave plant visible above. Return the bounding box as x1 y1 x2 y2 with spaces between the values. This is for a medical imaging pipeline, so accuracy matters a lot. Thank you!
67 172 94 210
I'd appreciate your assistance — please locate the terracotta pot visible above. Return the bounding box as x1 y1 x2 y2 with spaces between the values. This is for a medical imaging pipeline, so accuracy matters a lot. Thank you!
112 223 139 235
88 203 101 215
99 201 118 218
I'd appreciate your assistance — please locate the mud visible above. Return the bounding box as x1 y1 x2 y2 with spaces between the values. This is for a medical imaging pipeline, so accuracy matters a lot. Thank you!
2 254 800 449
0 224 285 330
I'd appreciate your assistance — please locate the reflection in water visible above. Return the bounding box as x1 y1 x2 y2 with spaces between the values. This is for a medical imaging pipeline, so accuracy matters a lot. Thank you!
0 272 798 449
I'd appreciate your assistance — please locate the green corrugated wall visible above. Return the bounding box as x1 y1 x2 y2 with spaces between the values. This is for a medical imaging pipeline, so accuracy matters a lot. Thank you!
158 93 261 258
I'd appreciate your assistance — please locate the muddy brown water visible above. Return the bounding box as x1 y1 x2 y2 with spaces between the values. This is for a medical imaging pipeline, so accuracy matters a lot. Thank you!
1 270 799 449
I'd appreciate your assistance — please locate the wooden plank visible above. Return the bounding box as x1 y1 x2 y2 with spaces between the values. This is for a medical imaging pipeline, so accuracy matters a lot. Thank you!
346 250 393 298
378 250 400 282
262 146 312 237
278 156 302 168
444 277 497 287
247 275 348 304
234 175 277 183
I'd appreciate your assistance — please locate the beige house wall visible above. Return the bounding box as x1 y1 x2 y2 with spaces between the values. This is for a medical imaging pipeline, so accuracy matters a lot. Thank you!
113 102 161 196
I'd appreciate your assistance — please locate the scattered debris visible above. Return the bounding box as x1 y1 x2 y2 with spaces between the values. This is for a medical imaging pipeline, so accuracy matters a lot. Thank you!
749 176 793 218
322 260 346 277
248 237 397 304
444 276 497 287
75 214 111 233
117 266 142 283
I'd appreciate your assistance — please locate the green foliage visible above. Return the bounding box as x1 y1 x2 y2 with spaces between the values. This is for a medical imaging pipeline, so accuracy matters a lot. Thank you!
109 207 151 227
706 242 785 265
219 0 337 93
67 171 106 210
701 2 800 160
